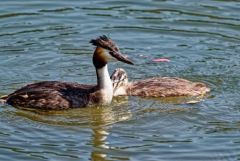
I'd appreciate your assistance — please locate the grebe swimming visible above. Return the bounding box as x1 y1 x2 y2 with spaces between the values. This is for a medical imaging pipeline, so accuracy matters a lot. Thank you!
111 68 210 97
0 36 133 110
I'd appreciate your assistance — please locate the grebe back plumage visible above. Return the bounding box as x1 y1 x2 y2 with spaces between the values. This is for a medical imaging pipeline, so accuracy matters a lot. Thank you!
1 36 134 110
111 68 210 97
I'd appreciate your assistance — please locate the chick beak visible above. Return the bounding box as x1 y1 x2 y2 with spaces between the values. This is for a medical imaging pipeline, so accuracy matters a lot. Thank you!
109 51 134 65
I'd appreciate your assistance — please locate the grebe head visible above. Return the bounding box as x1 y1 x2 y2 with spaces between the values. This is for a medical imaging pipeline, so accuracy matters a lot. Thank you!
110 68 129 96
90 35 134 68
89 36 133 103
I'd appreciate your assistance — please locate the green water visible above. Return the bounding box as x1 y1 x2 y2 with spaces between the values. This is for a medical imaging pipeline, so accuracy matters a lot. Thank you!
0 0 240 160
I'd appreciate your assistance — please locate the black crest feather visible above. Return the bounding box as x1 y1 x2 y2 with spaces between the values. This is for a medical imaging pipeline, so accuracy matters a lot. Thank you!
90 35 119 51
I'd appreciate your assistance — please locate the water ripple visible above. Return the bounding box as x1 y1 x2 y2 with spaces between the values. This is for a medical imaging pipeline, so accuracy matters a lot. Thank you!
0 0 240 160
0 12 39 19
104 25 240 41
39 7 75 13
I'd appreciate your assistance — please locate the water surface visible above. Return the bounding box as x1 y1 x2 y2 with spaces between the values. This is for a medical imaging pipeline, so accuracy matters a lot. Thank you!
0 0 240 160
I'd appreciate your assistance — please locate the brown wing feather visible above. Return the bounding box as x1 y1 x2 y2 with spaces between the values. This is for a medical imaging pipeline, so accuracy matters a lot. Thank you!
128 77 210 97
6 81 97 110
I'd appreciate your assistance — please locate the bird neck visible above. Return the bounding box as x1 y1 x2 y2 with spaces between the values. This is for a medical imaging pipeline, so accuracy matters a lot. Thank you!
96 64 113 103
96 65 111 89
93 46 108 69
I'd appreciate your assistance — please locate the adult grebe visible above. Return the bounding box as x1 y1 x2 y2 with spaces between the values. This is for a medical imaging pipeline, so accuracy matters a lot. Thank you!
111 68 210 97
1 36 134 110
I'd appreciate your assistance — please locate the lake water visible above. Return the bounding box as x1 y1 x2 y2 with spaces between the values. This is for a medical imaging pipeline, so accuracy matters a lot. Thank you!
0 0 240 160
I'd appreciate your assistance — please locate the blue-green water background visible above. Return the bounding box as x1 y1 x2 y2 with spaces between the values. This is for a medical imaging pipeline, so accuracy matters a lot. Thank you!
0 0 240 160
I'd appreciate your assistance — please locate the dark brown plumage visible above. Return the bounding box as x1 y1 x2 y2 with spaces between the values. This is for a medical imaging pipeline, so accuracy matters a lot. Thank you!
6 81 97 110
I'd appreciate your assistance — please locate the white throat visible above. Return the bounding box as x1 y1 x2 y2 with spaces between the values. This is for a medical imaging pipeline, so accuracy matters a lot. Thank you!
96 65 113 103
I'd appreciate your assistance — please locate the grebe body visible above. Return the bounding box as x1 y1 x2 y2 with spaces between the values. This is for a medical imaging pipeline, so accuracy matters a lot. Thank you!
111 68 210 97
1 36 133 110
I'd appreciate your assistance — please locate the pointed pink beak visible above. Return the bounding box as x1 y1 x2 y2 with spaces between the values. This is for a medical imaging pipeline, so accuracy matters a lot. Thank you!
109 51 134 65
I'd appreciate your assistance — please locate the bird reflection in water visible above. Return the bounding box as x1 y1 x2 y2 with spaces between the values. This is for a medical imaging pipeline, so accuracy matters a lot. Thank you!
14 96 131 161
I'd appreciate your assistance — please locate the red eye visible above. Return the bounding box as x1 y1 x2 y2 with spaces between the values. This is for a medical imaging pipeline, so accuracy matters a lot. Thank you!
114 47 119 51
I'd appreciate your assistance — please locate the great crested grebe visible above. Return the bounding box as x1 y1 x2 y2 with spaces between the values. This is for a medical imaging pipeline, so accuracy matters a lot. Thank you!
0 36 134 110
111 68 210 97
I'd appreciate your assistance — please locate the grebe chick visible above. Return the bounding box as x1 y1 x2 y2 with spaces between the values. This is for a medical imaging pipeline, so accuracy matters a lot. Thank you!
111 68 210 97
1 36 134 110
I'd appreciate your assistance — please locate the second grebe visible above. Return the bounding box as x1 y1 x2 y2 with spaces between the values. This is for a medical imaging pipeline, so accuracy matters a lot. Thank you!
1 36 134 110
111 68 210 97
